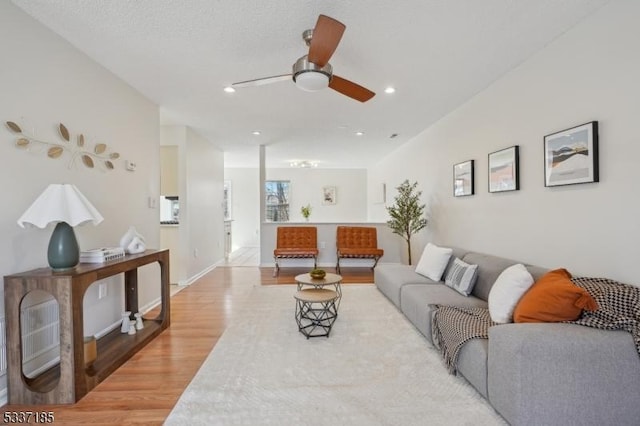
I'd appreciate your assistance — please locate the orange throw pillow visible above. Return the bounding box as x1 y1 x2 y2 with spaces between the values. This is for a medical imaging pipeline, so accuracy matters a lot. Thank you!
513 268 598 323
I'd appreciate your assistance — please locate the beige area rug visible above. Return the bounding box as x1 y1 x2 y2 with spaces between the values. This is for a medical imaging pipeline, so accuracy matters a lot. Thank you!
165 285 506 426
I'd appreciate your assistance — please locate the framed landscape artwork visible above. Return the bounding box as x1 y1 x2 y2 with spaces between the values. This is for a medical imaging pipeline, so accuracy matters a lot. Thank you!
453 160 474 197
544 121 599 187
488 145 519 193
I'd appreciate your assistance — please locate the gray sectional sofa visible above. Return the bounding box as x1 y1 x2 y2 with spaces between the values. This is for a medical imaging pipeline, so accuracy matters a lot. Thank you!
375 247 640 426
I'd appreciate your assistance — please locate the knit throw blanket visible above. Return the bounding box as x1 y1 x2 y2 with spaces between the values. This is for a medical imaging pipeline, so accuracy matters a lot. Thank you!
431 277 640 375
430 305 496 374
569 276 640 357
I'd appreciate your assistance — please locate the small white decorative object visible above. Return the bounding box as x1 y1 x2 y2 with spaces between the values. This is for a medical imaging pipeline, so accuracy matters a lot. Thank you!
119 226 146 254
121 311 131 333
128 320 136 335
127 236 146 254
134 312 144 330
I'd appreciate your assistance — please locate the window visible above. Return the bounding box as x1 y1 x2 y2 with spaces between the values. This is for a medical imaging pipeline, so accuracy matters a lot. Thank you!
265 180 290 222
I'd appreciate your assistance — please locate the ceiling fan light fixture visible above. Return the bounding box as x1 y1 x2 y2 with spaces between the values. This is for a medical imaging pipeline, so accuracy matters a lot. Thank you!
292 55 332 92
295 72 329 92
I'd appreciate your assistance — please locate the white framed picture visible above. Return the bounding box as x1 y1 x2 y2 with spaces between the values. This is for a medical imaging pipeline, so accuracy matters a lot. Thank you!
322 186 337 205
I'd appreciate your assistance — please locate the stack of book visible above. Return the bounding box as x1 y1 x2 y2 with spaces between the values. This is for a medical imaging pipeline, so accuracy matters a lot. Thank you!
80 247 126 263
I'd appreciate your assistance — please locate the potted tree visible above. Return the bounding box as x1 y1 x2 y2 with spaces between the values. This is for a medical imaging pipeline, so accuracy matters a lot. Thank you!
386 180 427 265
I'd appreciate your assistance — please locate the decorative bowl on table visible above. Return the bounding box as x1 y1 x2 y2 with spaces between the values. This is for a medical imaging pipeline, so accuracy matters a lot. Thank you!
309 269 326 279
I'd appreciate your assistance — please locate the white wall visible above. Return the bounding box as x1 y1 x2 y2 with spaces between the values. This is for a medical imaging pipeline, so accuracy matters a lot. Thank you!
227 166 370 254
161 126 225 284
266 168 368 222
185 127 225 279
224 167 260 250
0 2 161 393
368 0 640 286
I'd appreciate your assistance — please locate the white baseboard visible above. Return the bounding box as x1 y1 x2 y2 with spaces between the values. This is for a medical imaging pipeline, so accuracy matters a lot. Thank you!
186 260 221 286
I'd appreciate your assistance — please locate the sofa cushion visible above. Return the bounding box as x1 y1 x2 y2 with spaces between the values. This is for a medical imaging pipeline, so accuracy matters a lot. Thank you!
457 338 490 399
415 243 452 281
400 284 487 343
488 323 640 426
488 264 534 324
444 257 478 296
374 264 436 308
513 268 598 323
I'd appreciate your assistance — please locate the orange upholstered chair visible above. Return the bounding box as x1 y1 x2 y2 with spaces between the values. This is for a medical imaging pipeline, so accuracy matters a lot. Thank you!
273 226 318 276
336 226 384 273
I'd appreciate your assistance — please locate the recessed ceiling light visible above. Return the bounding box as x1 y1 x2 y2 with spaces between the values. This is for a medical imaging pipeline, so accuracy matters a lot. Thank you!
355 131 364 136
224 86 235 93
252 131 261 136
384 87 396 94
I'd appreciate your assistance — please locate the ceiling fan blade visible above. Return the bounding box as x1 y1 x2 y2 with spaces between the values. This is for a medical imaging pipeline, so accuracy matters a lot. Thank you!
231 74 292 88
329 75 375 102
307 15 345 67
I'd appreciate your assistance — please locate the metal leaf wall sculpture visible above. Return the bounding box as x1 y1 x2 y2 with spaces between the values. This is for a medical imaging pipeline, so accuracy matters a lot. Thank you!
6 121 121 171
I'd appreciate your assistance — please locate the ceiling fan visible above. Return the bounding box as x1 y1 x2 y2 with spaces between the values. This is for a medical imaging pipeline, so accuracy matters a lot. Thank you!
231 14 375 103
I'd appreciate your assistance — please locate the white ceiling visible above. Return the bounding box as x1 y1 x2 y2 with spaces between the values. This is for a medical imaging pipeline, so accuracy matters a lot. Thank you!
12 0 608 168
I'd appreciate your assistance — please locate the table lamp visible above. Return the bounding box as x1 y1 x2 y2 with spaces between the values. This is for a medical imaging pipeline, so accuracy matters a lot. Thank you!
17 184 104 271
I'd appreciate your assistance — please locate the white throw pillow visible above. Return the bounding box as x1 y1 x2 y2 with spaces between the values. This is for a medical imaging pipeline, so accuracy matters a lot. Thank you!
444 257 479 296
415 243 453 281
488 263 534 323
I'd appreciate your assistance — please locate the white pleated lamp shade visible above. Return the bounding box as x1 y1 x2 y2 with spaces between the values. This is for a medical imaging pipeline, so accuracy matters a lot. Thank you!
17 184 104 229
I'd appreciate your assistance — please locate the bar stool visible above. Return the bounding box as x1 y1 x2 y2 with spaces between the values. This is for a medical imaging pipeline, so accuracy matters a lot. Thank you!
294 288 338 339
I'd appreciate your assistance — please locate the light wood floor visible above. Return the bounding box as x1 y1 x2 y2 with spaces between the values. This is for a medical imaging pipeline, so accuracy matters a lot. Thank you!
1 266 374 424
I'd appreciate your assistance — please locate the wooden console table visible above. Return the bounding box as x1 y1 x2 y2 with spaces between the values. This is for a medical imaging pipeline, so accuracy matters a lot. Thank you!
3 249 170 405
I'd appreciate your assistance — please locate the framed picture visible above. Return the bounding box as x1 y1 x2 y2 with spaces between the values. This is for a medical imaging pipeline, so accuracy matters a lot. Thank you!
488 145 519 193
544 121 599 187
223 180 232 220
453 160 474 197
322 186 337 205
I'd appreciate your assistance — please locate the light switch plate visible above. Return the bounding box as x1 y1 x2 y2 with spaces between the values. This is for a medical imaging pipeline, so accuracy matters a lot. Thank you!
98 283 107 299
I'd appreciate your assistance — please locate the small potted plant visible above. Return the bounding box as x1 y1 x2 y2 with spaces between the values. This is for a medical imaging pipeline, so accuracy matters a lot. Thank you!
301 204 312 222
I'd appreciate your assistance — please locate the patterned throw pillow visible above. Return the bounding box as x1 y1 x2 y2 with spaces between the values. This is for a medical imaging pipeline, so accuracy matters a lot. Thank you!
444 257 479 296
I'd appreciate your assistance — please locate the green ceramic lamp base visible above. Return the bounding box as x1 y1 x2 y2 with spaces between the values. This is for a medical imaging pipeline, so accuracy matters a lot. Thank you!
48 222 80 271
